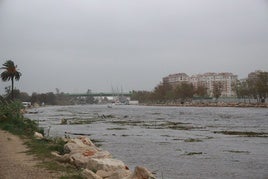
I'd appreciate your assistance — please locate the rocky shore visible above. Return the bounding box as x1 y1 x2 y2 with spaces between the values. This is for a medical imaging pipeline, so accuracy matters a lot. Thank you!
51 136 155 179
1 129 155 179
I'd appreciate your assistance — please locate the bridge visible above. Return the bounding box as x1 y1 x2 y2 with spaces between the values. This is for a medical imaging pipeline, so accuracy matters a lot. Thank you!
65 92 132 97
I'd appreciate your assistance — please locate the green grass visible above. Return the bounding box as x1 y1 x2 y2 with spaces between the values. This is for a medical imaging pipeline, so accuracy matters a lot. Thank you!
25 138 66 157
25 138 84 178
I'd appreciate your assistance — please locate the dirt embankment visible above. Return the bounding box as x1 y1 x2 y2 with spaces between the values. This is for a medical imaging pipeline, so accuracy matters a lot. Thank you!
0 130 61 179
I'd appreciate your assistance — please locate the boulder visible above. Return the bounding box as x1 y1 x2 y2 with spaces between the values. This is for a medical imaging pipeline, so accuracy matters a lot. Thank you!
96 169 131 179
71 137 96 148
64 142 98 154
96 170 114 178
51 136 155 179
70 153 92 168
87 158 126 172
79 136 96 147
82 169 102 179
91 150 112 159
108 169 132 179
34 132 44 139
83 149 97 157
127 166 155 179
51 151 70 162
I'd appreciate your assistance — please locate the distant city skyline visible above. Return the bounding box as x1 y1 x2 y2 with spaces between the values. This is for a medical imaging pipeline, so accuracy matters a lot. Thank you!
1 0 268 95
0 68 264 95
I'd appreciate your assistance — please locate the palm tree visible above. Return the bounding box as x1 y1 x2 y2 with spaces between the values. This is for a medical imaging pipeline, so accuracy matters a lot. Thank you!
1 60 22 99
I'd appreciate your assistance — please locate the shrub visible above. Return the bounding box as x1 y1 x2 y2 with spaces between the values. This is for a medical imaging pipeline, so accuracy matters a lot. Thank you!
0 100 43 137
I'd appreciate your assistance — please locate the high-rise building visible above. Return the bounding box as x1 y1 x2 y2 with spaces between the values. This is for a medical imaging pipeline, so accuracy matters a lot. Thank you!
163 72 238 97
162 73 189 88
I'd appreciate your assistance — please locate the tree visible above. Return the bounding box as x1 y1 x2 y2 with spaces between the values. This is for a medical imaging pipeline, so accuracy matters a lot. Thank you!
31 92 39 105
195 84 208 98
234 80 250 102
152 83 173 103
46 92 57 105
130 90 152 103
19 92 31 102
1 60 22 100
213 81 223 100
255 72 268 102
246 71 268 102
4 87 20 100
174 82 194 103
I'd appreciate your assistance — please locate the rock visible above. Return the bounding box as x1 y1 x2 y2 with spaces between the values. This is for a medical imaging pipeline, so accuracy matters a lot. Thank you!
108 169 132 179
51 151 70 162
34 132 43 139
79 136 96 146
91 150 112 159
127 166 155 179
83 149 97 157
71 137 96 148
87 158 126 172
64 142 98 154
70 153 91 168
82 169 102 179
52 136 154 179
96 169 131 179
64 142 81 153
96 170 114 178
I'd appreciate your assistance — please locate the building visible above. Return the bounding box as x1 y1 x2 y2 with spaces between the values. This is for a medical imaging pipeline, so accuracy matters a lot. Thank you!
162 73 189 88
248 70 264 81
194 72 238 97
163 72 238 97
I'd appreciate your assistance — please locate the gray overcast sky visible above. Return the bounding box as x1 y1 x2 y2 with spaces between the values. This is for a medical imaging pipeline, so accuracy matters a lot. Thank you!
0 0 268 94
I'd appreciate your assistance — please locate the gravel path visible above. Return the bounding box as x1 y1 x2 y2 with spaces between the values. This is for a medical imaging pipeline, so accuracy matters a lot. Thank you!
0 130 61 179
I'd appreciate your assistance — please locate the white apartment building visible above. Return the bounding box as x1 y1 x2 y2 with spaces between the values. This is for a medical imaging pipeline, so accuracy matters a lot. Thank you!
162 73 189 88
163 72 238 97
192 73 238 97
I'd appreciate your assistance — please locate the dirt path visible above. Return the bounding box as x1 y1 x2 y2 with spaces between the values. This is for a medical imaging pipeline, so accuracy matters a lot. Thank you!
0 130 61 179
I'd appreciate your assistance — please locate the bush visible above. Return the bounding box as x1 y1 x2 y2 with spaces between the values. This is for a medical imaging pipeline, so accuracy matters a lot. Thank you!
0 100 43 137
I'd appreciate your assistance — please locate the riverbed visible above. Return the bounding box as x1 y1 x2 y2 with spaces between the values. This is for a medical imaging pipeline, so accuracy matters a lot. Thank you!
25 105 268 179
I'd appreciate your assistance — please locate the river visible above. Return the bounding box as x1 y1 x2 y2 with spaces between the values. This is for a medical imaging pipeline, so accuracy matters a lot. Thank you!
25 105 268 179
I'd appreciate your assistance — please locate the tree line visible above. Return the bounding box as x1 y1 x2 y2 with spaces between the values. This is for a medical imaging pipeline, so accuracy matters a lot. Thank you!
1 60 267 105
131 71 268 104
233 71 268 103
131 82 208 104
1 87 73 105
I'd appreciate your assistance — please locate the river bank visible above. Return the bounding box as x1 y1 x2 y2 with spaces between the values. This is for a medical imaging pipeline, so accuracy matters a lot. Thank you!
0 125 155 179
141 102 268 108
0 130 62 179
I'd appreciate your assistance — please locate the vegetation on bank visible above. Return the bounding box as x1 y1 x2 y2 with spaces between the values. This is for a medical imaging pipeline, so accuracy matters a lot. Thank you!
0 100 42 136
131 71 268 104
0 100 84 178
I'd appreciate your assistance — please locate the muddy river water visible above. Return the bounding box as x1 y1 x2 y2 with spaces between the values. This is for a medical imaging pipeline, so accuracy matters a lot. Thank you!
25 105 268 179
